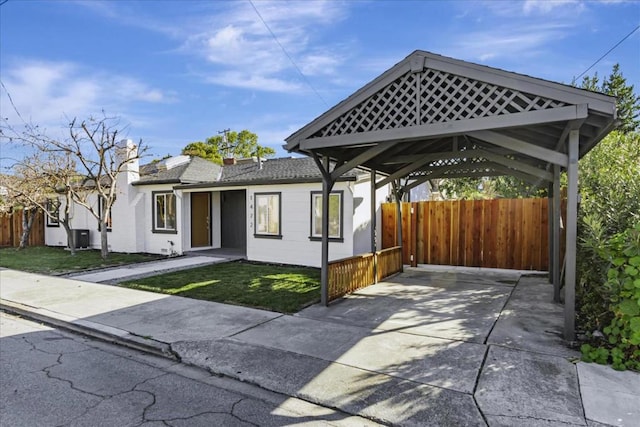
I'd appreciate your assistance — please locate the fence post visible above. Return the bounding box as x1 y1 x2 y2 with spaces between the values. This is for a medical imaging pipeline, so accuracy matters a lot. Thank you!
410 202 418 267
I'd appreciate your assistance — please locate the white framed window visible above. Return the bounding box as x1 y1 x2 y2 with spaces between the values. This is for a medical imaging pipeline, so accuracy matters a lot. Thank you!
254 192 281 238
310 191 343 241
45 199 60 227
153 191 177 233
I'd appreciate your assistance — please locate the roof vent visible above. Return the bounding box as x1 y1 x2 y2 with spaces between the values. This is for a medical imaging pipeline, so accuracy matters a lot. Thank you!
157 155 190 170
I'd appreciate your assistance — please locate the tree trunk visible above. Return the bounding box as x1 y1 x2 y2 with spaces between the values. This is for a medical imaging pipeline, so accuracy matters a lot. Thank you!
62 219 75 256
100 221 109 260
18 209 37 250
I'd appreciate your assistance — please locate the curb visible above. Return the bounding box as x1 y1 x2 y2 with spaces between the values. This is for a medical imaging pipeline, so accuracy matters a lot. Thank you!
0 299 177 361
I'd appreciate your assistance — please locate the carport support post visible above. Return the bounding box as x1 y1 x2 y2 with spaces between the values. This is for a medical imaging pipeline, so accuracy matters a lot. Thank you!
371 169 377 253
552 164 561 303
392 180 403 249
564 130 579 340
320 155 334 306
371 169 378 282
548 182 554 284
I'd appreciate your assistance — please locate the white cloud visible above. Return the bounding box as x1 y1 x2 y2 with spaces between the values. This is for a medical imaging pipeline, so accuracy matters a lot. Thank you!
452 23 571 62
0 59 172 135
179 1 351 93
522 0 581 14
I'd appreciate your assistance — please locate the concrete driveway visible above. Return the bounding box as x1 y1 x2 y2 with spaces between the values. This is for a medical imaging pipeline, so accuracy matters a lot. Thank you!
3 266 637 426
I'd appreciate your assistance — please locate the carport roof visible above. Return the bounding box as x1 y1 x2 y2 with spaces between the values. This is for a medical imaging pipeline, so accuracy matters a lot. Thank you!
285 50 617 185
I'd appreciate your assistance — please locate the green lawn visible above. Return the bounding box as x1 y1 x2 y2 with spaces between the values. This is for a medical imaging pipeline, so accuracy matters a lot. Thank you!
120 261 320 314
0 246 164 275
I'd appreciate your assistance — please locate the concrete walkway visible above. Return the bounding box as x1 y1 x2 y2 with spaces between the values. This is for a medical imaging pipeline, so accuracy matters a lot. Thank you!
1 267 638 426
65 255 233 284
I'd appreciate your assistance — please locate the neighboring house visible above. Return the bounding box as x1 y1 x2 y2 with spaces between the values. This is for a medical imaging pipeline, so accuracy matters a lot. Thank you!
44 142 390 267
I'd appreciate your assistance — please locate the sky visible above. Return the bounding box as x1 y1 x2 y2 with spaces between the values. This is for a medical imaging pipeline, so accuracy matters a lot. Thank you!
1 0 639 168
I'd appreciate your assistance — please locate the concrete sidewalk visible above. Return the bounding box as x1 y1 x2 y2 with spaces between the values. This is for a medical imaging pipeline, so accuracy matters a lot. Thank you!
1 268 638 426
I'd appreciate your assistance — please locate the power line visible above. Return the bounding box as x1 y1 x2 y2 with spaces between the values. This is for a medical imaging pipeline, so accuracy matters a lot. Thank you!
0 79 27 126
247 0 329 108
575 24 640 81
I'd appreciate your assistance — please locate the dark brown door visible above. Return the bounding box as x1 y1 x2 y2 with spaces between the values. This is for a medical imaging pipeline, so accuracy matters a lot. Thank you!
191 193 210 247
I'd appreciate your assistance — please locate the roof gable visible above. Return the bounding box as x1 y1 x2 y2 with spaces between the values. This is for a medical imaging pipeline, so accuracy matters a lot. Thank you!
286 50 616 152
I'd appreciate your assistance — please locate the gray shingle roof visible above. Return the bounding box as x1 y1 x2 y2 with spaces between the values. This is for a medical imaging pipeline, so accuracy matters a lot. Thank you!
220 157 356 184
134 157 221 185
134 156 359 188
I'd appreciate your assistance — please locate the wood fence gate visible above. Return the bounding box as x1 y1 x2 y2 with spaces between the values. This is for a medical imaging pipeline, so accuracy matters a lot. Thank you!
381 198 565 271
0 209 45 247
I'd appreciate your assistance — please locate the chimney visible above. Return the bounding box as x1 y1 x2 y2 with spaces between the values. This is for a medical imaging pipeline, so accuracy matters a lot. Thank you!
116 139 139 184
223 157 236 165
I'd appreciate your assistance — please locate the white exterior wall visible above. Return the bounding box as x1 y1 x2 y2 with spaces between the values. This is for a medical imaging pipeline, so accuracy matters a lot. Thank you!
44 189 144 253
246 181 355 268
45 169 389 266
352 175 390 255
135 184 183 256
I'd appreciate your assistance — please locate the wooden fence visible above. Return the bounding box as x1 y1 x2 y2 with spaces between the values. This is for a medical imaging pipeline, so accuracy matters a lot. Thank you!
382 198 565 271
0 209 45 248
328 246 403 302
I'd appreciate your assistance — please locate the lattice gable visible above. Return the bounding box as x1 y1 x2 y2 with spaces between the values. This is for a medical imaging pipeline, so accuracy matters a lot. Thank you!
312 67 568 139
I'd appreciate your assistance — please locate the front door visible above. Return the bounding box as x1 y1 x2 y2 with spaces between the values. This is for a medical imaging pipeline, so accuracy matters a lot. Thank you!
221 190 246 249
191 192 211 247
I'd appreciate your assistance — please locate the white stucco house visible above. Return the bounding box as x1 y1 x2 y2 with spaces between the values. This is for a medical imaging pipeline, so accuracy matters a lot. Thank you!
44 141 390 268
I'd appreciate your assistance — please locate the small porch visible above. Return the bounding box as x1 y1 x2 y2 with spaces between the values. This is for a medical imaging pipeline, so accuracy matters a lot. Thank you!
185 189 247 256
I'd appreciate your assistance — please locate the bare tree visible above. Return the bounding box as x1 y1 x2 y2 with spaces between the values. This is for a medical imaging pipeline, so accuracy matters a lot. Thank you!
1 151 79 253
58 115 146 259
2 111 146 259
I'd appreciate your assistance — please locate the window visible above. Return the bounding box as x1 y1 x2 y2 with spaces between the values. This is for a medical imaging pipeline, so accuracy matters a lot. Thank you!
153 191 177 233
254 192 281 238
97 197 112 231
45 199 60 227
310 191 343 241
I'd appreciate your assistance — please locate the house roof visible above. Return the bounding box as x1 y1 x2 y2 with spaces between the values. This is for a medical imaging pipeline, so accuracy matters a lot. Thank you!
174 157 358 190
133 156 222 186
134 156 359 188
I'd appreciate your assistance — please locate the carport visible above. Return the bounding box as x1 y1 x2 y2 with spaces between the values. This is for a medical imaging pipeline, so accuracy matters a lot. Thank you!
285 51 617 340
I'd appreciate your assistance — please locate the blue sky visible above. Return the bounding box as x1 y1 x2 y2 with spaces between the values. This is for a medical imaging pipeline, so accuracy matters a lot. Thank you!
1 0 639 166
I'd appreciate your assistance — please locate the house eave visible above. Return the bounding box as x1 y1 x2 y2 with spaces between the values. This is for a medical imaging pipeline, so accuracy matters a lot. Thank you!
131 179 182 186
174 176 357 190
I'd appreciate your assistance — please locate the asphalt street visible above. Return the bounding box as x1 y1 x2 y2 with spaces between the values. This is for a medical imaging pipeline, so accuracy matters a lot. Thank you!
0 312 378 427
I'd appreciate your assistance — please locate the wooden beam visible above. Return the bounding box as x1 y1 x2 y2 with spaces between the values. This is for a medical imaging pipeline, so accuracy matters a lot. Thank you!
300 105 588 151
392 180 404 250
375 153 439 189
477 149 553 181
401 174 434 193
316 155 335 307
489 163 543 185
564 130 579 340
370 169 377 254
383 148 490 165
330 140 397 181
469 130 568 167
311 151 332 184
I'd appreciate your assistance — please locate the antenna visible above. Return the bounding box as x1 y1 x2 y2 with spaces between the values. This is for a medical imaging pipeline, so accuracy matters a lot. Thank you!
218 128 234 158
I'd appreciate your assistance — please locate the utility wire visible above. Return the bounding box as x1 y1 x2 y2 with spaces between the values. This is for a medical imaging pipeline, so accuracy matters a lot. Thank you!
574 24 640 81
247 0 329 108
1 79 27 126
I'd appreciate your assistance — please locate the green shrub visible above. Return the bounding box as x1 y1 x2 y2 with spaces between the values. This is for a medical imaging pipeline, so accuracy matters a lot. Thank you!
580 223 640 371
